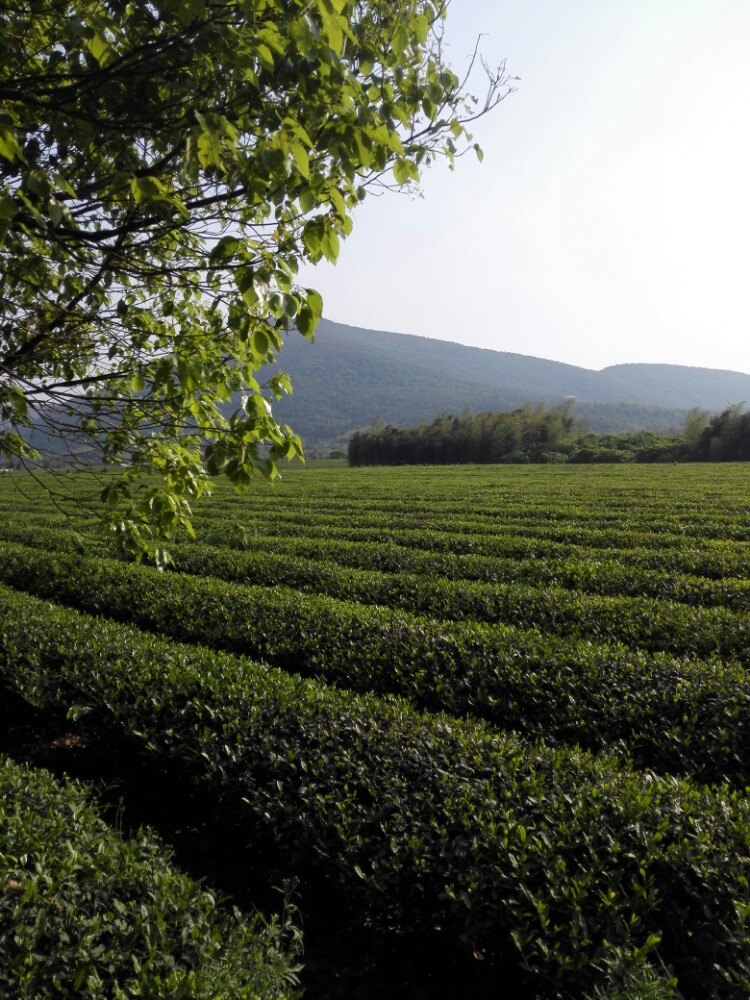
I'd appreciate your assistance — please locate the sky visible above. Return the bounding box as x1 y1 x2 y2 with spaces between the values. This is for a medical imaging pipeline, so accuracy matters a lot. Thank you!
299 0 750 373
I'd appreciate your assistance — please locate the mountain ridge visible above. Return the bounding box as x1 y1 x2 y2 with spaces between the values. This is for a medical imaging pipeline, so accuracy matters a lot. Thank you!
260 318 750 446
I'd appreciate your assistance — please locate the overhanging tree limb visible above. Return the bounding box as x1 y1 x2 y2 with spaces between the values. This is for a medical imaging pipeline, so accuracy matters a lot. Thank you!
0 0 512 559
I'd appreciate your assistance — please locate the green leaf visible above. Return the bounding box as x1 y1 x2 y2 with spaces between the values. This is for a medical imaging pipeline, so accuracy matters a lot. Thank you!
256 43 275 72
271 372 293 395
0 128 23 163
292 143 310 178
130 175 169 205
5 387 28 420
393 159 410 185
88 32 111 67
317 6 343 55
235 267 259 306
52 172 77 198
48 199 64 227
329 188 346 217
306 288 323 322
0 195 17 221
371 124 403 156
299 189 316 213
320 228 340 263
393 159 418 185
392 25 409 58
302 220 323 259
413 14 430 45
210 236 241 262
252 328 269 358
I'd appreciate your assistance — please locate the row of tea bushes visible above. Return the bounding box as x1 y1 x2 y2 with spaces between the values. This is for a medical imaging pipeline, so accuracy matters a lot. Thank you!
0 541 746 783
188 493 750 532
0 459 745 509
2 492 748 550
0 533 749 661
0 756 299 999
0 585 744 997
3 518 750 612
189 505 750 550
200 508 750 543
197 523 750 585
4 505 750 582
168 538 750 615
182 487 750 532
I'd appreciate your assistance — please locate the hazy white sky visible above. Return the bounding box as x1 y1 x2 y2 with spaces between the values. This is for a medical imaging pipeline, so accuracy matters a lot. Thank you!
300 0 750 373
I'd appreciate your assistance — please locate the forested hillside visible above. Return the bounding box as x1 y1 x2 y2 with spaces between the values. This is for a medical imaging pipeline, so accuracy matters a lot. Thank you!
9 319 748 468
261 319 750 445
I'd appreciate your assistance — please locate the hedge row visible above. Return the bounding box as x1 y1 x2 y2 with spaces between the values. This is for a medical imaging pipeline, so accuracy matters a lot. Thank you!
0 541 747 783
1 494 745 545
191 509 709 549
3 506 750 581
191 501 750 542
0 502 706 550
0 586 746 997
193 511 750 561
232 529 748 585
4 519 750 612
0 756 299 999
192 493 745 526
1 536 747 663
174 537 750 613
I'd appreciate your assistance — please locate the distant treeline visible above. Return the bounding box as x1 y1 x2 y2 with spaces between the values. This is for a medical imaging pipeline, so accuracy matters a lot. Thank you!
347 403 750 466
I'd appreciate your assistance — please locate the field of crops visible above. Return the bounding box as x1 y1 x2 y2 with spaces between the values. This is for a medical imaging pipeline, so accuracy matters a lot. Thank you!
1 462 749 998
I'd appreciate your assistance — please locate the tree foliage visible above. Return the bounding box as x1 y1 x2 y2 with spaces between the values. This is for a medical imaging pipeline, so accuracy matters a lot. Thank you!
0 0 509 557
348 402 579 465
348 402 750 466
695 404 750 461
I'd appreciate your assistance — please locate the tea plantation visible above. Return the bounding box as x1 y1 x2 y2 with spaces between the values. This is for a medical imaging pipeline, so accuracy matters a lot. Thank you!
1 463 749 998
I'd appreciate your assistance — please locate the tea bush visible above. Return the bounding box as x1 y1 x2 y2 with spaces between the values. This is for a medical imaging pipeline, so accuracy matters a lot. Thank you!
0 757 300 999
0 586 748 997
0 542 747 783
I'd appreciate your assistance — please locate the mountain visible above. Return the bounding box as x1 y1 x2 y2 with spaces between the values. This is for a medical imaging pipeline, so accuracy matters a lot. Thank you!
261 319 750 447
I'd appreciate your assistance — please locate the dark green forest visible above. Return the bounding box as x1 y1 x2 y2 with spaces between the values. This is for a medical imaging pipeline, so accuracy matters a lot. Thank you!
348 404 750 466
262 318 750 448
